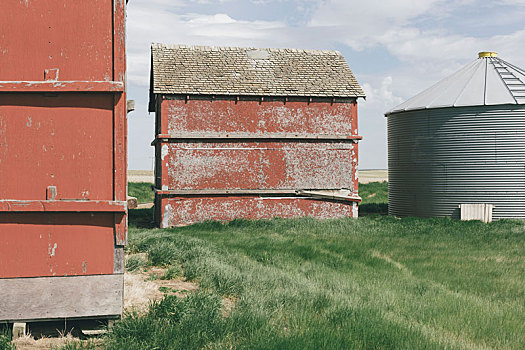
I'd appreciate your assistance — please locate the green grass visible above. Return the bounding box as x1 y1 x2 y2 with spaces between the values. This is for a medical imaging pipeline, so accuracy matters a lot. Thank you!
0 329 13 350
106 292 225 350
125 254 147 272
105 182 525 349
128 182 154 204
46 182 525 349
359 181 388 215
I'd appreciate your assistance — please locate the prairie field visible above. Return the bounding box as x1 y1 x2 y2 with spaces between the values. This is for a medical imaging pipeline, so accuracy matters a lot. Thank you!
3 182 525 350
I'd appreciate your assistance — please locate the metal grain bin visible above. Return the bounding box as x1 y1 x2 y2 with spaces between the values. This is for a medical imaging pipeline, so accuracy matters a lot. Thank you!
0 0 127 325
386 52 525 219
149 45 365 227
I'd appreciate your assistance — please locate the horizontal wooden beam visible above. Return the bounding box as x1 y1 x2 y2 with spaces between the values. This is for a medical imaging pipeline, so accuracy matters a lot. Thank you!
0 200 127 212
156 189 299 195
0 81 125 93
155 189 361 202
152 132 362 144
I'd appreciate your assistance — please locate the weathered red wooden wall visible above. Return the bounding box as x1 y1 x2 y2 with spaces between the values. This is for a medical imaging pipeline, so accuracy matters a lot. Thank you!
154 97 360 227
0 0 127 322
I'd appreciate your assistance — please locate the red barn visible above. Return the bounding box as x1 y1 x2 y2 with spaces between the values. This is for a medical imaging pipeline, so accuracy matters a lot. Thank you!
0 0 127 328
149 44 365 227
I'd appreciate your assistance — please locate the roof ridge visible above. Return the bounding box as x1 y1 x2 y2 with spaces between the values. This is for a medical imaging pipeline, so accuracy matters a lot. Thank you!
151 43 342 56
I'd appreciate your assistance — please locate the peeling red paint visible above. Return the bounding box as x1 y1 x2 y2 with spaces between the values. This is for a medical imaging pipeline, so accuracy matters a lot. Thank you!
0 81 124 92
154 97 361 226
156 195 358 228
158 141 356 190
163 98 357 135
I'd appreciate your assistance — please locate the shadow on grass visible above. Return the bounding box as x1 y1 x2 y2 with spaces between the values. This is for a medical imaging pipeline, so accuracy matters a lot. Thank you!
129 208 156 229
359 203 388 216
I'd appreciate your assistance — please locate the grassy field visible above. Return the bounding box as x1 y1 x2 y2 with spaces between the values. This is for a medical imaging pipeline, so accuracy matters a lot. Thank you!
357 181 388 215
128 182 155 204
3 182 524 350
107 182 525 349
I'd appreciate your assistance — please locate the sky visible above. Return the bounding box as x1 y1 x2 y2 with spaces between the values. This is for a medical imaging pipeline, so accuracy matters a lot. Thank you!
126 0 525 170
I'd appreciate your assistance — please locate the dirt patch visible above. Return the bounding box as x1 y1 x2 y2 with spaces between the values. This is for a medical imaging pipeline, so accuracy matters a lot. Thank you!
124 267 198 313
10 258 237 349
10 266 198 349
13 334 102 350
222 297 238 317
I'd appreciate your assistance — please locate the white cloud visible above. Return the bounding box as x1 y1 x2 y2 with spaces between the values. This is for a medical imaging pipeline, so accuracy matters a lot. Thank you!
358 77 404 169
362 77 404 107
127 3 287 87
126 0 525 169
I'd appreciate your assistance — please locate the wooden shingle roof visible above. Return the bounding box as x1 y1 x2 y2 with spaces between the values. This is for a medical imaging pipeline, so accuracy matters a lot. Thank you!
150 44 365 98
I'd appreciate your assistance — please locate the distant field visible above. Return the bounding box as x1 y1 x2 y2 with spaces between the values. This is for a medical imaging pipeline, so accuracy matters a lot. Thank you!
128 170 154 183
127 169 388 184
359 169 388 183
83 181 525 350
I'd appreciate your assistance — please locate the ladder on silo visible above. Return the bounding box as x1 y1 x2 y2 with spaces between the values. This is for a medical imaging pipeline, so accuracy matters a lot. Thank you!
490 57 525 104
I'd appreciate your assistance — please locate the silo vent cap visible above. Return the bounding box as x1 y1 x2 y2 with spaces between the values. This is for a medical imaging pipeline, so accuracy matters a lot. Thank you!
478 51 498 58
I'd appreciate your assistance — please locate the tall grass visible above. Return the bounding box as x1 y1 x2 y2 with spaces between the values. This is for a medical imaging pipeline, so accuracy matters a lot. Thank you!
115 183 525 349
106 292 224 350
0 329 13 350
15 182 506 349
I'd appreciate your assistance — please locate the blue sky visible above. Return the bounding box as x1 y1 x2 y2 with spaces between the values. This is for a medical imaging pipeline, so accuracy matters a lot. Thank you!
126 0 525 170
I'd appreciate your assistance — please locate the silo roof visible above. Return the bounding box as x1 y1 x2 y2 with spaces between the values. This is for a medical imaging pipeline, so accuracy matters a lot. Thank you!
386 52 525 115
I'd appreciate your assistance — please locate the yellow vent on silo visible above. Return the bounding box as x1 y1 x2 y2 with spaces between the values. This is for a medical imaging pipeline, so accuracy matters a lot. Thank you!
478 51 498 58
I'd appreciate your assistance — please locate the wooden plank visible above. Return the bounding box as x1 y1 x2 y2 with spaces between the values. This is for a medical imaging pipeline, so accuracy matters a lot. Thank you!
152 132 361 143
156 189 300 195
162 98 358 136
114 247 125 274
12 323 26 339
0 213 115 278
159 142 356 191
0 274 123 322
0 0 114 81
297 190 361 202
156 189 361 202
0 94 115 201
159 196 358 227
0 200 127 212
0 81 124 92
112 0 128 247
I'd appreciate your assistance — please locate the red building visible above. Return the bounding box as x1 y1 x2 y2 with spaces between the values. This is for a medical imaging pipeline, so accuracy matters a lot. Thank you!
0 1 127 327
149 45 364 227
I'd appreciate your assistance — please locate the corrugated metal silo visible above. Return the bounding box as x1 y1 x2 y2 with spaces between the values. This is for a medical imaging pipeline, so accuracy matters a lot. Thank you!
386 52 525 219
